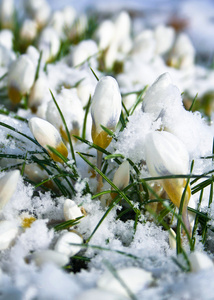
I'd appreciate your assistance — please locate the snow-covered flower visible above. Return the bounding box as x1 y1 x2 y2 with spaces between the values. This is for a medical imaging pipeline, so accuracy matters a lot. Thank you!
110 161 130 202
145 131 191 232
189 251 214 272
63 199 83 221
54 231 83 257
142 72 183 120
0 170 20 211
29 117 68 163
91 76 122 149
7 54 36 104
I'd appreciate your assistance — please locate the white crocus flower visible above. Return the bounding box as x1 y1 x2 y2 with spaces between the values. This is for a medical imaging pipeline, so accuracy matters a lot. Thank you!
0 29 13 50
71 40 98 68
7 54 36 104
145 131 191 233
91 76 121 191
20 19 38 43
168 33 195 69
24 0 50 28
63 199 83 221
29 117 68 163
95 19 115 50
110 161 130 202
142 72 183 120
189 251 214 272
91 76 121 149
28 77 48 111
154 25 175 55
54 231 83 257
0 0 15 29
0 220 19 250
0 170 20 211
38 27 60 63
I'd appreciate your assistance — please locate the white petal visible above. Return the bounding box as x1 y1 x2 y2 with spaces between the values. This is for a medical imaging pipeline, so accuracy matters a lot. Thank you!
97 267 152 297
91 76 121 134
189 251 214 272
54 231 83 257
29 250 69 267
0 170 20 210
0 220 19 250
145 131 189 177
63 199 83 221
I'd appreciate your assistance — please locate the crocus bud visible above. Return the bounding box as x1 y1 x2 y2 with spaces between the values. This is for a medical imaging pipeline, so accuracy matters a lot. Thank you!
0 170 20 211
110 161 129 201
7 55 36 104
0 29 13 50
142 72 183 120
168 33 195 69
24 0 50 28
91 76 122 149
38 27 60 63
20 19 38 43
95 20 115 50
189 251 214 272
168 228 176 249
154 25 175 55
63 199 83 221
0 45 16 68
145 131 191 233
0 0 15 29
97 267 152 297
29 117 68 162
54 231 83 257
28 77 48 112
71 40 98 67
28 250 69 267
0 220 19 250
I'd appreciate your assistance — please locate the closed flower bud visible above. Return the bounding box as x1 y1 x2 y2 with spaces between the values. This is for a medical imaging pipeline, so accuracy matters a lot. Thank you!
145 131 191 232
95 20 115 50
142 72 183 120
91 76 122 149
71 40 98 67
0 170 20 211
24 0 50 28
28 77 48 111
54 231 83 257
63 199 83 221
38 27 60 63
0 29 13 50
168 228 176 249
7 55 36 104
97 267 152 297
20 19 38 43
110 161 129 201
28 250 69 267
154 25 175 55
168 33 195 69
189 251 214 272
29 117 68 162
0 220 19 250
0 0 15 29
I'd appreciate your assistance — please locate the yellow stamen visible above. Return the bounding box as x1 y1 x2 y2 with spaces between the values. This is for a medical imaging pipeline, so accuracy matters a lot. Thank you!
21 216 36 228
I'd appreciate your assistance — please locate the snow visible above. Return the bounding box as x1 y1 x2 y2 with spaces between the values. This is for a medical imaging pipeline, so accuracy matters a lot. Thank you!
0 0 214 299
